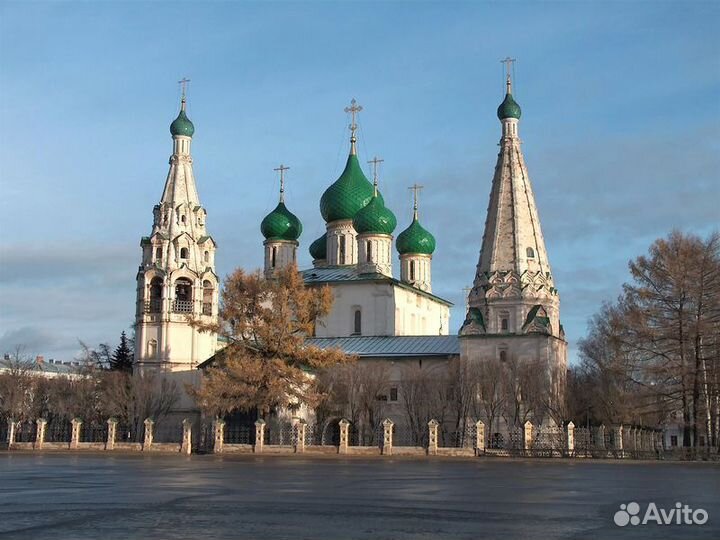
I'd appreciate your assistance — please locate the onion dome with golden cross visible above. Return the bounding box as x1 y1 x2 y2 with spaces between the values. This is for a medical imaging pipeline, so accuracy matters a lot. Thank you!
497 73 521 120
309 233 327 260
261 165 302 242
170 96 195 137
352 156 396 235
319 99 383 223
396 185 436 255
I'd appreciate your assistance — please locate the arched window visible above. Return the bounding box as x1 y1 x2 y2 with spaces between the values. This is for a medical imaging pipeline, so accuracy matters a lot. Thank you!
148 277 163 313
339 236 346 264
353 309 362 335
155 247 162 260
202 280 213 316
271 246 277 268
410 261 416 281
204 250 209 263
181 215 187 225
499 350 507 362
526 247 535 258
501 318 508 331
174 278 193 312
180 247 188 259
366 240 372 262
147 339 157 359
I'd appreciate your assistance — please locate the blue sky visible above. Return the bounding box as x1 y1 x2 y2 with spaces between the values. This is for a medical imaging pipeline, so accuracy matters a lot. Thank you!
1 1 718 363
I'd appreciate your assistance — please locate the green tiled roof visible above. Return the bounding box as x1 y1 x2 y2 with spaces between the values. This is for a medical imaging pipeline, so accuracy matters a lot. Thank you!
497 92 521 120
320 154 382 222
353 194 396 235
170 106 195 137
261 201 302 241
309 233 327 260
396 217 436 255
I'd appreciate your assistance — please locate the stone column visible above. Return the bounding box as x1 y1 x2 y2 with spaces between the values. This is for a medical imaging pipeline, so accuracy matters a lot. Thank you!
213 418 225 454
382 418 394 456
338 419 349 455
35 419 47 450
181 419 192 455
427 419 439 456
7 419 16 448
614 425 624 457
106 418 117 451
70 418 82 449
143 418 154 450
295 421 306 454
254 419 265 453
566 421 575 455
475 420 485 456
523 420 533 453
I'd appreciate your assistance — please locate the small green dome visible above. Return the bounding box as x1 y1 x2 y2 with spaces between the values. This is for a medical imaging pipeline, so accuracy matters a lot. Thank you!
497 92 521 120
309 233 327 260
353 195 396 235
170 103 195 137
320 154 382 222
261 201 302 241
396 217 436 255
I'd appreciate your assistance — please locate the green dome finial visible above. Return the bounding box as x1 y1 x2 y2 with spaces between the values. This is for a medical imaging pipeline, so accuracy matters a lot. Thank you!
261 202 302 242
319 154 382 223
353 155 396 235
396 190 435 255
309 233 327 260
497 75 521 120
170 97 195 137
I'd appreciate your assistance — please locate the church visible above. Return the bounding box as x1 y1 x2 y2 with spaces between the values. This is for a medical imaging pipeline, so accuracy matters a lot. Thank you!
133 69 567 427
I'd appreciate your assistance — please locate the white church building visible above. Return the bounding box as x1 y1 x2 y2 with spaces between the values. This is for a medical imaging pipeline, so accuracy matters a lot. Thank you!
134 71 567 424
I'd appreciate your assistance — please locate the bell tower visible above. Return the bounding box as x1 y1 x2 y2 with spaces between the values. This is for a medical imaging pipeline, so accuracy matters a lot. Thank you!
134 86 218 371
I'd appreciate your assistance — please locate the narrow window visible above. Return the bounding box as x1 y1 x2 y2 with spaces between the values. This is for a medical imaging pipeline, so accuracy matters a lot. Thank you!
499 350 507 362
339 236 346 264
155 247 162 260
670 435 678 447
204 250 209 263
526 247 535 258
501 318 508 331
202 280 213 316
366 240 372 262
410 261 415 281
389 387 398 402
353 309 361 335
147 339 157 358
180 247 188 259
181 215 187 225
271 246 277 268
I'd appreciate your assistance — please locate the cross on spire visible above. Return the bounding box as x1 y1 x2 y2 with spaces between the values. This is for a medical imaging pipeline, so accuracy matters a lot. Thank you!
368 156 384 195
500 57 515 93
178 77 191 110
344 98 363 155
273 164 290 203
409 183 424 219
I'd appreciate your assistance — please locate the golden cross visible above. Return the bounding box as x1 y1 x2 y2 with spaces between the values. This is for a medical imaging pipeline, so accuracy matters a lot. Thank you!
344 98 363 141
408 183 424 218
367 156 384 192
273 164 290 202
500 57 515 78
178 77 191 99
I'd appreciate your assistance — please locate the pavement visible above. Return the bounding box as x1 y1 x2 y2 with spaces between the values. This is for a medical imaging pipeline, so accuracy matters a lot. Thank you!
0 452 718 539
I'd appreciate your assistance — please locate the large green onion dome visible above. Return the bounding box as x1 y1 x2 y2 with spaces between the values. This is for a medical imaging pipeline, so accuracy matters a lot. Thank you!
497 79 521 120
260 201 302 241
170 100 195 137
309 233 327 260
353 194 396 235
396 216 436 255
320 154 383 222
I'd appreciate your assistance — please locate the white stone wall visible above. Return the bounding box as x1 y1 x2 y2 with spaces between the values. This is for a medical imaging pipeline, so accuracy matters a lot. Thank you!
326 219 357 266
357 233 393 276
263 240 298 278
399 254 432 292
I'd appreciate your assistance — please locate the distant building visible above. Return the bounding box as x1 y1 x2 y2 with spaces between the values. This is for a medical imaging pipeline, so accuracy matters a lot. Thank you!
0 355 81 379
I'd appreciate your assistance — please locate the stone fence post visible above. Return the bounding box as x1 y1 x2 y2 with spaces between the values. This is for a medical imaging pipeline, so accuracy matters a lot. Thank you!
614 424 624 457
70 418 82 449
254 419 265 453
338 419 349 454
213 418 225 454
143 418 154 450
566 421 575 456
597 424 606 450
6 419 16 448
106 418 117 451
475 420 485 456
181 419 192 454
35 419 47 450
523 420 533 453
295 420 306 454
382 418 394 456
427 419 439 456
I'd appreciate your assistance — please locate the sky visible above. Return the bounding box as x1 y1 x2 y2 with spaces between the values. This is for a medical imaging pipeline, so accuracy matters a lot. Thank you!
0 1 718 364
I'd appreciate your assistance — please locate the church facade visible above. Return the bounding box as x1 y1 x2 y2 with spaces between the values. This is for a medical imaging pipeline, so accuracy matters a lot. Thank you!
134 72 566 427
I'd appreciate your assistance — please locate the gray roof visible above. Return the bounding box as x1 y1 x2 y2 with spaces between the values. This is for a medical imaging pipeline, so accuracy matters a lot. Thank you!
306 335 460 357
301 266 453 307
0 358 80 376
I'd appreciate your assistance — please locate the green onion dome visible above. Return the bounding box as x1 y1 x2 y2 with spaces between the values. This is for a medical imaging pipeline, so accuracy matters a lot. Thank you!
497 92 521 120
260 201 302 241
320 154 383 223
170 101 195 137
309 233 327 260
353 194 396 235
396 216 436 255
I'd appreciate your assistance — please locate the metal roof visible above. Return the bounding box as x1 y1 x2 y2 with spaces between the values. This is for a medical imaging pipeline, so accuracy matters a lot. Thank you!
301 266 453 306
306 335 460 357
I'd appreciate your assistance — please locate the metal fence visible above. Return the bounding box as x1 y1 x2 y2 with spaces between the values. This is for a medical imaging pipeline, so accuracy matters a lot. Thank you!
441 424 476 448
153 420 184 443
46 420 72 443
266 421 297 446
116 422 143 443
224 422 255 444
305 421 340 446
349 423 382 447
15 422 35 443
80 422 107 443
